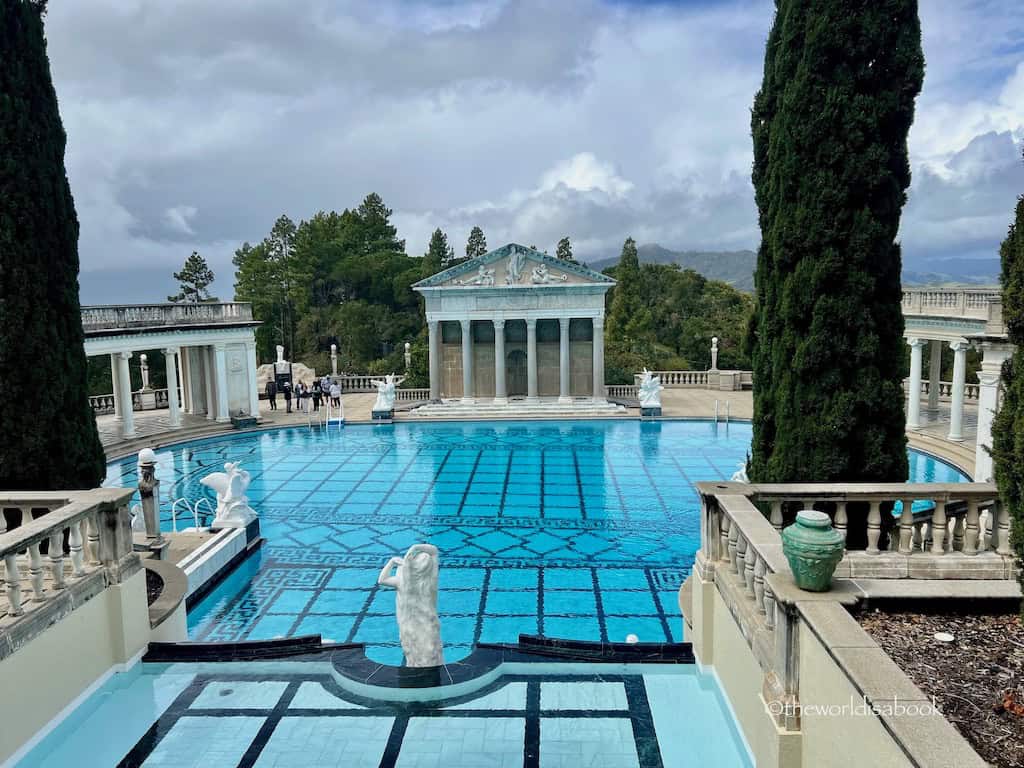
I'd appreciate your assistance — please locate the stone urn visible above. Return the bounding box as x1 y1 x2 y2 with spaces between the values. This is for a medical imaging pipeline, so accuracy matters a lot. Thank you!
781 510 845 592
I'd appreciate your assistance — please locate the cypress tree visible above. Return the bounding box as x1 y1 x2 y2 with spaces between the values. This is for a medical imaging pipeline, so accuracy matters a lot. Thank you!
990 182 1024 600
748 0 923 483
606 238 654 353
0 0 105 489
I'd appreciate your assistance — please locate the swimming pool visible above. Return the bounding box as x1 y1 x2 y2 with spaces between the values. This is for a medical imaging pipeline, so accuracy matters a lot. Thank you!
104 420 968 664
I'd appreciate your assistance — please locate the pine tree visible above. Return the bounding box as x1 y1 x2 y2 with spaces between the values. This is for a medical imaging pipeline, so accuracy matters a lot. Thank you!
425 228 455 272
0 0 105 489
466 226 487 260
357 193 405 255
556 236 575 263
605 238 654 353
990 183 1024 601
168 251 215 302
748 0 923 483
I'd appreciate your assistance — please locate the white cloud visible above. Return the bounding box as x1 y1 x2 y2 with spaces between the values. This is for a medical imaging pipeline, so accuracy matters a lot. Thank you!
163 205 198 235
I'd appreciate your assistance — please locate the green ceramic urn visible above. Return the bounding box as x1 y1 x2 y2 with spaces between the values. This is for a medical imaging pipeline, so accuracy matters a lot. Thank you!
781 510 845 592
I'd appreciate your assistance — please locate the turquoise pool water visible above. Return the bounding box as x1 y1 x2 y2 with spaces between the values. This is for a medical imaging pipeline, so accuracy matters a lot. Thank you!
104 420 968 664
16 662 753 768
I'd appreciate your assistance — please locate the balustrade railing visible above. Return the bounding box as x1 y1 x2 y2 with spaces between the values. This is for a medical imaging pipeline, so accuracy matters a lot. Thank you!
1 489 136 628
902 379 980 402
81 302 253 331
638 370 710 387
335 375 380 392
698 482 1011 580
89 388 180 415
606 384 638 399
901 287 1000 320
395 388 430 402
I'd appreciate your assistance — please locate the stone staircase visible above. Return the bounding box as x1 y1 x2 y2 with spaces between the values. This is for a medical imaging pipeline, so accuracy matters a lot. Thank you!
400 398 631 420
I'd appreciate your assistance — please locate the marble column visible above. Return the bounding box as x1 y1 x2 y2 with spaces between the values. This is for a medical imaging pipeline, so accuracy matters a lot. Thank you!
179 348 192 414
592 317 605 401
116 351 135 439
109 354 121 419
213 344 230 422
526 319 538 401
245 341 260 417
493 319 507 404
906 337 925 430
203 347 215 420
974 341 1014 482
428 320 441 401
927 340 943 412
164 347 182 428
559 317 571 403
460 319 473 403
947 340 969 442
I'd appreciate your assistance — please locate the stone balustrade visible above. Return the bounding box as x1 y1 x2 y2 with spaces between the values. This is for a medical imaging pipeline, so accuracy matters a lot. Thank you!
395 388 431 402
0 489 137 658
902 378 980 402
606 384 639 399
89 388 178 415
81 302 253 332
901 287 1000 320
335 375 381 392
698 482 1014 581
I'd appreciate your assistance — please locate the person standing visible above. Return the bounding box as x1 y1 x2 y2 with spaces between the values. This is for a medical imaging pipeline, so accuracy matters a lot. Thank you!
282 380 292 413
330 382 341 408
312 380 322 412
265 379 278 411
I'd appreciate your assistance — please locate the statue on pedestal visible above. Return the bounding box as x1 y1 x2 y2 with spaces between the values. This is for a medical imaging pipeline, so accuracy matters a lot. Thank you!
200 462 258 528
371 373 398 413
330 343 338 377
274 345 290 374
377 543 444 667
638 368 664 409
137 448 163 541
710 336 720 372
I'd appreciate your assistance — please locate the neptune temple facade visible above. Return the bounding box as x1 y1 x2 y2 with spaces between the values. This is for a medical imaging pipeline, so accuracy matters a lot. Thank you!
414 244 618 412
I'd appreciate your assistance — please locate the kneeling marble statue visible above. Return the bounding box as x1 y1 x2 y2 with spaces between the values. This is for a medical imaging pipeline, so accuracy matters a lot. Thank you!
378 543 444 667
200 461 258 528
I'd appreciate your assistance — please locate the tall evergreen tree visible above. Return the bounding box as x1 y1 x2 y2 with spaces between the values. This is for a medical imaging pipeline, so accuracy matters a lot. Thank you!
990 181 1024 600
748 0 923 483
466 226 487 260
605 238 653 352
0 0 105 489
425 228 455 272
168 251 215 302
556 236 574 263
357 193 405 255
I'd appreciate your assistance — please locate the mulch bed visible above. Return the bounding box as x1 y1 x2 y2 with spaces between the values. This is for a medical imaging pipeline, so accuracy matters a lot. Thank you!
145 568 164 606
859 610 1024 768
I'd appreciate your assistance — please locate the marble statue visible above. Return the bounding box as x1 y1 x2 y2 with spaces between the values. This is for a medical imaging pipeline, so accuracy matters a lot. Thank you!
531 262 567 284
330 343 338 376
710 336 719 372
638 368 663 409
274 345 290 373
200 461 257 528
371 373 398 412
730 462 750 483
137 448 162 540
377 543 444 667
506 247 526 284
460 265 495 286
404 342 412 371
139 354 151 390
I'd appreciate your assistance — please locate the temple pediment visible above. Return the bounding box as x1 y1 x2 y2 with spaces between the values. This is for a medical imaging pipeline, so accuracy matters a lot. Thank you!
413 243 615 290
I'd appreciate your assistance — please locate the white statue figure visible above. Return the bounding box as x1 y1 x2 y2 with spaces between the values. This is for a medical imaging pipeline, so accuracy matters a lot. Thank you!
710 336 720 372
637 368 664 408
506 247 526 284
200 461 257 528
404 342 412 371
378 543 444 667
730 462 749 483
330 343 338 376
371 373 398 412
459 265 495 286
274 344 289 373
531 262 568 284
139 353 151 390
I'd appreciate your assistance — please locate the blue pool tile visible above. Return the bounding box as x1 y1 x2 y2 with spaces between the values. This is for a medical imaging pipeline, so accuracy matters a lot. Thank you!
193 681 288 710
354 615 402 644
543 568 594 590
484 590 537 616
600 590 660 616
252 715 394 768
308 589 372 614
141 715 265 767
246 613 296 640
598 569 650 591
440 568 486 589
438 589 483 615
366 589 396 614
267 589 316 614
543 590 596 616
327 569 382 589
543 615 600 641
294 614 356 642
604 616 670 644
479 615 539 643
488 568 539 591
439 616 478 645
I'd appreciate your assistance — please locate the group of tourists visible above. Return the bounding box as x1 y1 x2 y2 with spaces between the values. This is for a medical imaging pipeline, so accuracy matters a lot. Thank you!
264 375 341 414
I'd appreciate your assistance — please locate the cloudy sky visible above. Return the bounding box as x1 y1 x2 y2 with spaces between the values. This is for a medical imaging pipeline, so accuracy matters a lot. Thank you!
43 0 1024 303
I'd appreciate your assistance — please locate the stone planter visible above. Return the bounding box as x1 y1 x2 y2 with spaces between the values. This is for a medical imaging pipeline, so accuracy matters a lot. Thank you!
781 510 845 592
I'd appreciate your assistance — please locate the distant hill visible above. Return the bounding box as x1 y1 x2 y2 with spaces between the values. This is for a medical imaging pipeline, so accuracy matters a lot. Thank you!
587 246 1001 292
587 245 757 291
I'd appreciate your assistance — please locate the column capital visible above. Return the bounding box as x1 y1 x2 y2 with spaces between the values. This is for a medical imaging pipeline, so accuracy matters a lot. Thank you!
525 319 537 330
213 342 228 352
949 338 970 353
163 346 180 356
559 316 571 330
427 319 440 330
907 337 926 348
592 316 604 331
978 370 1001 387
117 350 132 360
493 318 506 330
460 318 472 332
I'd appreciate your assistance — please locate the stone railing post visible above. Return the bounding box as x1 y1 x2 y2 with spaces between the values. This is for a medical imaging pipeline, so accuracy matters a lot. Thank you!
98 499 135 582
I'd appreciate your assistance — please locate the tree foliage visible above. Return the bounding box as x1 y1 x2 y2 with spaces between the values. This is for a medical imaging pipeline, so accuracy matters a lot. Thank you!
990 186 1024 599
602 240 752 383
425 228 454 273
747 0 923 483
556 236 576 263
0 0 105 489
168 251 215 302
465 226 487 261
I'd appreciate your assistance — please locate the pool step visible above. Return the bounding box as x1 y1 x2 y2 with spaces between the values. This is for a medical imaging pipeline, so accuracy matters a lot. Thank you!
403 399 631 420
